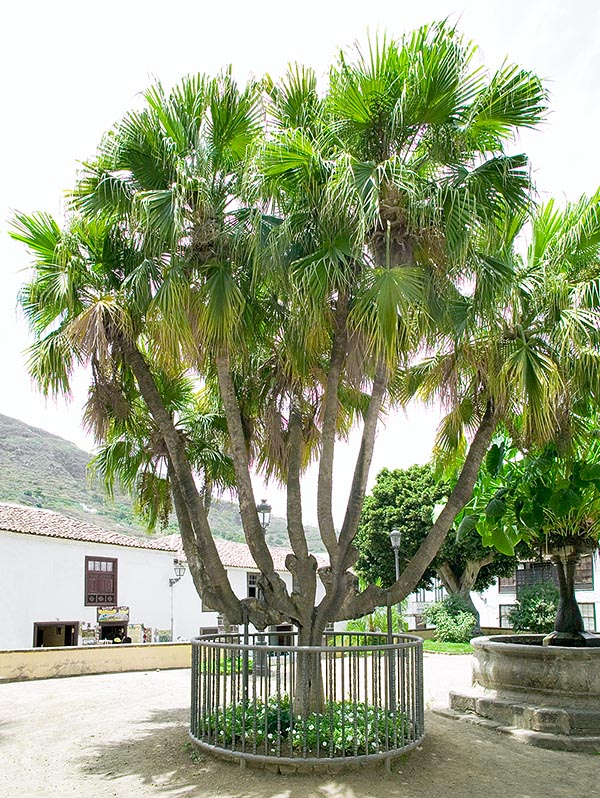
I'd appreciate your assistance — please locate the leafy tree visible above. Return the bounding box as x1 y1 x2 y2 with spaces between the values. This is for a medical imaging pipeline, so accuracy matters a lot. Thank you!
473 441 600 638
356 464 518 629
13 25 549 710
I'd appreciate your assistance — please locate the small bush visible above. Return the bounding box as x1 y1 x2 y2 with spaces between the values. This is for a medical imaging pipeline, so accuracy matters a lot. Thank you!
424 595 477 643
508 581 558 633
203 696 409 756
345 605 407 644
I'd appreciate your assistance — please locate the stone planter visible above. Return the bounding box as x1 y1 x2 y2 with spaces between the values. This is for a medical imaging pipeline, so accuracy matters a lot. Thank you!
442 635 600 752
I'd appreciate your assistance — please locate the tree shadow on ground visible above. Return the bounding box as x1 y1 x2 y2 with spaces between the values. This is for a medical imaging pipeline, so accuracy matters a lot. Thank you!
76 709 598 798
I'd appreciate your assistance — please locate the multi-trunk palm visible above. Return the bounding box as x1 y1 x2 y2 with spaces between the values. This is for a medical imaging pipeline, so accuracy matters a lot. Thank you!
13 24 551 645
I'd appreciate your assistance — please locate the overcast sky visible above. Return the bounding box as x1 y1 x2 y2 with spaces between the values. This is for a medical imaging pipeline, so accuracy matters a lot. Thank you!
1 0 599 522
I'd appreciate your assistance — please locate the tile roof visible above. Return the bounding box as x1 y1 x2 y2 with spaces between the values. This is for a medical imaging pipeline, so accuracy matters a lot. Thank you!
0 502 175 551
0 503 326 572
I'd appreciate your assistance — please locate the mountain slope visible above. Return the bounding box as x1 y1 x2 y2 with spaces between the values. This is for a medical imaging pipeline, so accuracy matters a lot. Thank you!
0 414 324 551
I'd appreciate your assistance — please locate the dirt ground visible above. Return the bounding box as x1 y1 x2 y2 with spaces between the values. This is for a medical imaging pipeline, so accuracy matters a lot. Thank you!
0 654 596 798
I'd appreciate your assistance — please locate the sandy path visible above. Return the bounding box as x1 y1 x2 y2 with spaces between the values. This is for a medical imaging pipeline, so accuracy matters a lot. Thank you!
0 654 595 798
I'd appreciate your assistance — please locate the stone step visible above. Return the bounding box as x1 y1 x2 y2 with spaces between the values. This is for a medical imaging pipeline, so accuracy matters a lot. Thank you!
449 691 600 737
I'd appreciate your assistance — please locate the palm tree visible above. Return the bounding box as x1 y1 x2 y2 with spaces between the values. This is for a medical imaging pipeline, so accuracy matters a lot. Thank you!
13 26 551 707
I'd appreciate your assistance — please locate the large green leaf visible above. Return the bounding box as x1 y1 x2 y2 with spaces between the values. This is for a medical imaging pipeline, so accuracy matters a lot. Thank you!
455 513 479 541
485 441 505 477
548 488 581 518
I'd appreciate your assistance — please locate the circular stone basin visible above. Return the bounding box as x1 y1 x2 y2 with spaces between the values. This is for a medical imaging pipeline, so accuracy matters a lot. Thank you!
445 635 600 751
472 635 600 704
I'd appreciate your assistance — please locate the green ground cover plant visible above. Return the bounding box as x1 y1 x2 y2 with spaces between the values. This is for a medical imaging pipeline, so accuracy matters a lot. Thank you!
203 695 410 756
422 640 474 654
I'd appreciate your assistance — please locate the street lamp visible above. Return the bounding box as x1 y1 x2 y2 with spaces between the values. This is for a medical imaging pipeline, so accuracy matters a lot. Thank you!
256 498 272 531
255 499 272 671
169 559 186 641
389 529 402 629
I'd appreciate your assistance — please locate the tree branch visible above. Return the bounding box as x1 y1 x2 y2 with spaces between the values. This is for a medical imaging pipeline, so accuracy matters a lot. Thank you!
317 293 349 562
338 359 387 561
345 401 499 619
119 337 241 622
215 348 295 615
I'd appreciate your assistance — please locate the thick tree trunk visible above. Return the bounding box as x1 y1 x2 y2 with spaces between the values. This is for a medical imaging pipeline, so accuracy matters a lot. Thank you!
294 618 326 715
552 553 584 635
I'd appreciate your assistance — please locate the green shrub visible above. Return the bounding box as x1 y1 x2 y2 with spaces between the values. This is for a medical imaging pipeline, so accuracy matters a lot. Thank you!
424 595 477 643
508 581 558 633
345 605 407 644
203 696 409 756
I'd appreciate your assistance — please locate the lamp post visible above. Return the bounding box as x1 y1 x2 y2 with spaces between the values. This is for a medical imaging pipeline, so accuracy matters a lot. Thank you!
169 559 186 642
255 498 272 673
387 529 402 713
389 528 402 630
256 498 272 531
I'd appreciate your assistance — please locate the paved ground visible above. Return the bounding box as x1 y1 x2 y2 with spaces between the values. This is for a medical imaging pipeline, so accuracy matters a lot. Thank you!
0 654 596 798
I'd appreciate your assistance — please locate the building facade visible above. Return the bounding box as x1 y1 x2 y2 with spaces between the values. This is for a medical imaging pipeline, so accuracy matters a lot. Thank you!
0 504 317 650
405 553 600 632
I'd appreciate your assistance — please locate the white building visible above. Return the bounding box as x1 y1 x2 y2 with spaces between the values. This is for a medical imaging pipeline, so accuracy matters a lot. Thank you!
0 503 320 650
405 554 600 632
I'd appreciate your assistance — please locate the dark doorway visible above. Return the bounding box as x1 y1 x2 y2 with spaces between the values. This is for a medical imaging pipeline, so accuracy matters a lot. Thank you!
270 624 293 646
100 624 128 642
33 622 79 648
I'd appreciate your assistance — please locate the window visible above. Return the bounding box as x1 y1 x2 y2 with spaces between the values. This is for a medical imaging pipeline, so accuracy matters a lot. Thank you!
499 605 513 628
85 557 117 606
574 557 594 591
498 572 517 593
247 572 263 599
415 588 427 603
578 603 596 632
516 562 558 595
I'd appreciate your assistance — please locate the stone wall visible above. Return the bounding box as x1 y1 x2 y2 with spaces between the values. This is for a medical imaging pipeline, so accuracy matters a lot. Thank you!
0 642 191 682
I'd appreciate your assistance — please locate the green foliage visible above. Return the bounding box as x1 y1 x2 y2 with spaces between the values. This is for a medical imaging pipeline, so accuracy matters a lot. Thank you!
424 595 477 643
346 604 407 638
462 433 600 556
356 463 518 594
203 696 409 756
356 464 448 590
508 582 559 633
200 655 254 674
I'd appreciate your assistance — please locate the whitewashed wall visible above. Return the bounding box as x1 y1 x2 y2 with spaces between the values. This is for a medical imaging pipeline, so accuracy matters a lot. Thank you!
1 530 324 649
1 530 180 649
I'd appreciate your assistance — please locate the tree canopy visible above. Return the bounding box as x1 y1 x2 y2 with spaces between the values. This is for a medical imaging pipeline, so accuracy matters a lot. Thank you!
355 463 518 626
15 22 589 656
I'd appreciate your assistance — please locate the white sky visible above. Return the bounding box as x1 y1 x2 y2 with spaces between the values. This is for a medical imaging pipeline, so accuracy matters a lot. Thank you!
1 0 599 523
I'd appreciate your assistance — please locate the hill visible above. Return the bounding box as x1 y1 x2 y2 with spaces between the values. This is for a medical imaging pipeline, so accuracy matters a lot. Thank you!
0 413 324 551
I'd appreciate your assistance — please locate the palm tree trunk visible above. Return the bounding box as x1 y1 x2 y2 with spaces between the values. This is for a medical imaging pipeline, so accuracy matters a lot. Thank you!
119 337 242 622
317 293 349 563
214 348 296 618
551 553 585 636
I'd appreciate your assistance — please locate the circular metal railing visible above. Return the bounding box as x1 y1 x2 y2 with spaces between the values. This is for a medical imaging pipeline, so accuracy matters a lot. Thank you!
190 631 424 770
